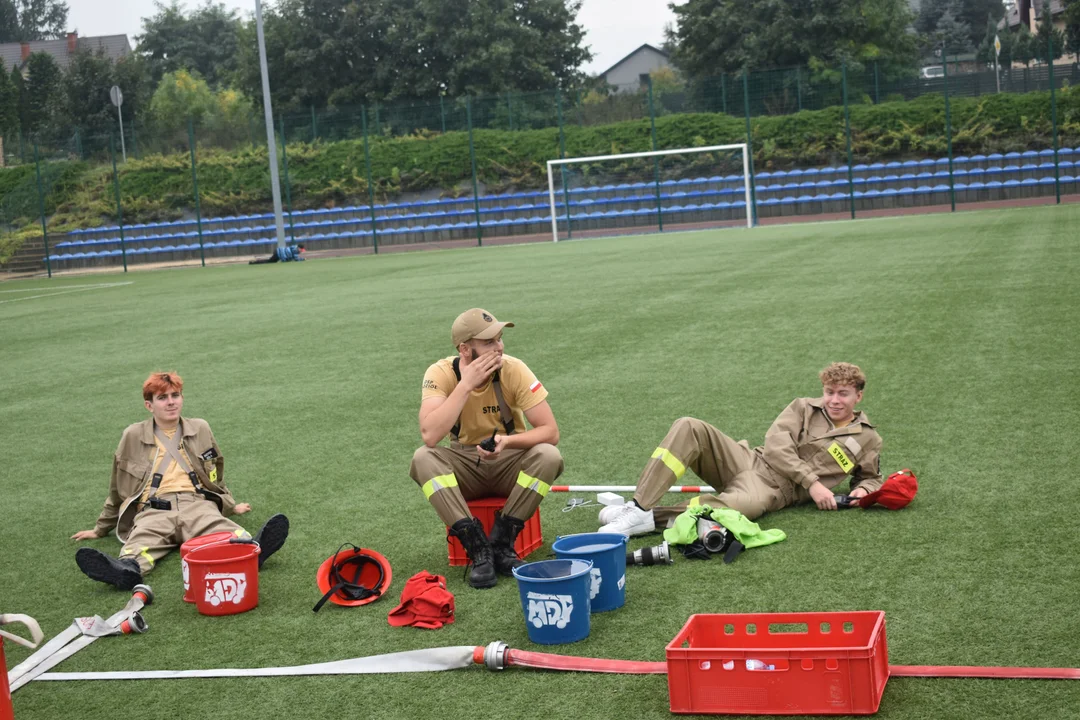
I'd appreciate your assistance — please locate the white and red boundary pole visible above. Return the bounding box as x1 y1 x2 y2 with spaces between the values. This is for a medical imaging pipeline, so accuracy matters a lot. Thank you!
549 485 715 494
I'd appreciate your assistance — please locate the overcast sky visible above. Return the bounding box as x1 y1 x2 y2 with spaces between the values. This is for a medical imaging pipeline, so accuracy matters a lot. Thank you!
66 0 682 76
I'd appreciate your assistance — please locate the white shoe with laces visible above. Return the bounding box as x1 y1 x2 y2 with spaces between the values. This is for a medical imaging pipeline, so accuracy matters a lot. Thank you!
599 503 655 537
597 503 624 525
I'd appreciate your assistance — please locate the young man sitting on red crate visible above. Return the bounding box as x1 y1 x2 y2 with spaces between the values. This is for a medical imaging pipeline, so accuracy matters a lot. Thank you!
410 308 563 589
600 362 884 536
71 371 289 590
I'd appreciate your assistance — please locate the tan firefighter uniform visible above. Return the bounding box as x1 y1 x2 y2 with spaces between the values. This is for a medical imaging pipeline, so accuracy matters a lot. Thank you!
410 354 563 525
91 416 249 574
634 398 883 524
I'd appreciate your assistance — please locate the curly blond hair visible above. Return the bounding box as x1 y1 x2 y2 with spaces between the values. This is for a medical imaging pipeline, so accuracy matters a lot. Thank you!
819 362 866 391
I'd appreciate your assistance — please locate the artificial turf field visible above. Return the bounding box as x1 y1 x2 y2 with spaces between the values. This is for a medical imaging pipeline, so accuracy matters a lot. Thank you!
2 204 1079 720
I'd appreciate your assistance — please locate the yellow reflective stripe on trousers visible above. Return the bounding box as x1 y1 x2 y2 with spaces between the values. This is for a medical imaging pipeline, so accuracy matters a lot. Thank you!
139 547 155 568
516 471 550 497
651 447 687 479
422 473 459 499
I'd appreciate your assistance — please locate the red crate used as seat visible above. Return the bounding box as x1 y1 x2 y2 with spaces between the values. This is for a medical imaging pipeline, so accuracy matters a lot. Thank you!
446 496 542 566
666 611 889 716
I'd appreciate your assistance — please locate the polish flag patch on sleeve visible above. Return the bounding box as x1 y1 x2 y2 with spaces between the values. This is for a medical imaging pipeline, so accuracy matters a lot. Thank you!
530 380 543 393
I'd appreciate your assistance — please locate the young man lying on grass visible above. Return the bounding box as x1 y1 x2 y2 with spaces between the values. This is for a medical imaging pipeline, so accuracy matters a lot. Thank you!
600 362 883 536
72 371 289 590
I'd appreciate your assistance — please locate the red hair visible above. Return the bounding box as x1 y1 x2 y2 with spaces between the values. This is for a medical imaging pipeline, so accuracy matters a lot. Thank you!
142 371 183 402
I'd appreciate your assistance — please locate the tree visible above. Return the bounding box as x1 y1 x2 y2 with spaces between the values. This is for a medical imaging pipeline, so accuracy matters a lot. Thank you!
1032 8 1066 63
0 1 20 43
61 49 116 138
148 68 252 143
23 51 61 133
915 0 1005 49
1012 23 1037 67
668 0 919 78
975 16 1006 65
10 64 27 134
0 0 68 42
136 1 242 89
235 0 592 110
1065 0 1080 58
936 1 976 53
0 65 18 137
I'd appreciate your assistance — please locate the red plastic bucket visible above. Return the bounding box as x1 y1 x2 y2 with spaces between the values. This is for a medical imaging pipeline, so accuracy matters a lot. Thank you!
186 542 261 616
181 531 238 603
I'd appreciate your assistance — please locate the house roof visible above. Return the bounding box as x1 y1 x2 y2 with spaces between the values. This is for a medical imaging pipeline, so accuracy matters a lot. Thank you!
0 34 131 72
599 43 670 78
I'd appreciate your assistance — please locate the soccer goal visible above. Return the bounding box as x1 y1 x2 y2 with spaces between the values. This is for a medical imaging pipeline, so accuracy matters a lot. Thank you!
546 143 753 242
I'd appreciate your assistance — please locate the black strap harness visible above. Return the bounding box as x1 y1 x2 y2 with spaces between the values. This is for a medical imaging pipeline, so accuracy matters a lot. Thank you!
449 357 516 442
312 543 386 613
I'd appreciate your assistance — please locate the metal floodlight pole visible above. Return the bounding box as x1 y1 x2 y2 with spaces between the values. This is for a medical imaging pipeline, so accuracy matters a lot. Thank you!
254 0 287 249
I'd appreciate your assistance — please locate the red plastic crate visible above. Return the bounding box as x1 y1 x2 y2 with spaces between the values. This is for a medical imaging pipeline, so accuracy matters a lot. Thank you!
446 496 542 566
666 611 889 716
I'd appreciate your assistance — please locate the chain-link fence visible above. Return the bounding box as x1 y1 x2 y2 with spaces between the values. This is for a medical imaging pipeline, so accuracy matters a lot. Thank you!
3 40 1079 276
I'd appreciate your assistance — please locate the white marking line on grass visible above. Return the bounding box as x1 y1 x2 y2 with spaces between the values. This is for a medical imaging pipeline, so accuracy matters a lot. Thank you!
0 282 133 304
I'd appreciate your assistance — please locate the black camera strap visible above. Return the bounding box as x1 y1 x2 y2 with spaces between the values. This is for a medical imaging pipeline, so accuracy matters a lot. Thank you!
449 357 515 442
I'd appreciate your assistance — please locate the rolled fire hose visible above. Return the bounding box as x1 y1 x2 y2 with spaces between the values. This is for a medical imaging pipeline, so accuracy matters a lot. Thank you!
31 641 1080 683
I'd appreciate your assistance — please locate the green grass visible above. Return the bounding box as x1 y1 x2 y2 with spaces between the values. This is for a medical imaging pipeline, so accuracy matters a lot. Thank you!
2 205 1079 720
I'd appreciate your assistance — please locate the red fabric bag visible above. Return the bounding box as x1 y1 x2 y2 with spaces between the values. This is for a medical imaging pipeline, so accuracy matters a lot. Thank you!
387 571 455 629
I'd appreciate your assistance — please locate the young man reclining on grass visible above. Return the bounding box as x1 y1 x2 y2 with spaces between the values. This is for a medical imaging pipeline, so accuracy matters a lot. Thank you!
599 362 883 536
71 371 289 590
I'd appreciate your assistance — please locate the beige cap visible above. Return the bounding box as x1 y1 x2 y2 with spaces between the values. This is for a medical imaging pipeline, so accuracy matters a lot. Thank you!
452 308 514 347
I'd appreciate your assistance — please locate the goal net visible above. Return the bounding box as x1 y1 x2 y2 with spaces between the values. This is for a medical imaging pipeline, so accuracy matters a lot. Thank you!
546 144 753 242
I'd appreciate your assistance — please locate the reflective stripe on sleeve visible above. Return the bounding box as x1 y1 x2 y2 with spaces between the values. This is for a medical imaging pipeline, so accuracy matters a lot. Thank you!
516 471 551 497
651 447 687 479
421 473 459 499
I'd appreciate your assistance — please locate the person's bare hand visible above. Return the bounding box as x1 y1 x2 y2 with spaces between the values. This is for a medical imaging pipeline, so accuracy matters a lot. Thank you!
809 481 837 511
476 434 509 461
234 503 252 514
459 351 502 391
849 487 869 499
71 530 99 541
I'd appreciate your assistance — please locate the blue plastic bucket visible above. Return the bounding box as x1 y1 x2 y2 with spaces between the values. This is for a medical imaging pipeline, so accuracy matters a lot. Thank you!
551 532 628 612
512 559 593 645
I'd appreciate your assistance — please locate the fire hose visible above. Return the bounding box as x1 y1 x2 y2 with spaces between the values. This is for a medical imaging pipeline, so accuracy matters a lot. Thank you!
25 641 1080 683
6 584 152 694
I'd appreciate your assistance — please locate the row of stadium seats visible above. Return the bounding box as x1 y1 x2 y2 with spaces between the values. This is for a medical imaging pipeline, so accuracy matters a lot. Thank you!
61 147 1080 245
53 163 1076 252
48 175 1079 263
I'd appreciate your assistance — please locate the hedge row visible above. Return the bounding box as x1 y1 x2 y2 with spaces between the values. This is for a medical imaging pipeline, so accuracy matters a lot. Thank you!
2 87 1078 232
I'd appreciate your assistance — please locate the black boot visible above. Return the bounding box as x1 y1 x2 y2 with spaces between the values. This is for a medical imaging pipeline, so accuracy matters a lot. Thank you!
253 514 290 569
76 548 143 590
488 512 525 576
448 517 497 589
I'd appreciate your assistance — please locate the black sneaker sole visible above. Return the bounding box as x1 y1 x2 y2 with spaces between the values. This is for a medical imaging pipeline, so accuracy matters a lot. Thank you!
254 514 289 568
76 548 142 590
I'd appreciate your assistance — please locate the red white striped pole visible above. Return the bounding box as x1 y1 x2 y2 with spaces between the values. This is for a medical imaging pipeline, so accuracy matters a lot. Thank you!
549 485 715 493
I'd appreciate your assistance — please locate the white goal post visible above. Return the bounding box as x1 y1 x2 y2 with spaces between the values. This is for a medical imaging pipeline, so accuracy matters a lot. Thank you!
546 143 753 242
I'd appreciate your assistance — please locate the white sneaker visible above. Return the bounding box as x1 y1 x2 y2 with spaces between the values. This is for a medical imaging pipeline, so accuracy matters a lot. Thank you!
599 503 655 537
598 503 624 525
